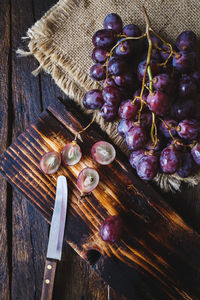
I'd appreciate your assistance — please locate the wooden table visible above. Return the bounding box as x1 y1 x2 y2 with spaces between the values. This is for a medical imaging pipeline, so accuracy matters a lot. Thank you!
0 0 200 299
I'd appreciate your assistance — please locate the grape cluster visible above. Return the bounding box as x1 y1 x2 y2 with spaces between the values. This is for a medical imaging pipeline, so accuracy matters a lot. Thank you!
83 12 200 182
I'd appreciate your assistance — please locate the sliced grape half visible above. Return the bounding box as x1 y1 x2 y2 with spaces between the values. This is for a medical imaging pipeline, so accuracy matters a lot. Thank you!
62 142 82 166
77 168 99 193
91 141 116 165
40 151 61 175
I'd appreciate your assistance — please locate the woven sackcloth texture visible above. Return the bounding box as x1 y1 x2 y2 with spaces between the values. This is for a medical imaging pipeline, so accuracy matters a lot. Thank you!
17 0 200 192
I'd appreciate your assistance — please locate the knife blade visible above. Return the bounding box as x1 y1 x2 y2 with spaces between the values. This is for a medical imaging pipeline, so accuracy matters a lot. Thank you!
41 175 68 300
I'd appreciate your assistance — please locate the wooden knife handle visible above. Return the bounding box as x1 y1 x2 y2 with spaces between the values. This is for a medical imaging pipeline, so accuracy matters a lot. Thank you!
41 259 57 300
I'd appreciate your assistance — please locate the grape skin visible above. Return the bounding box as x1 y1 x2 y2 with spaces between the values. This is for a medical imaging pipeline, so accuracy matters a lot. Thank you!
191 143 200 165
100 215 123 243
125 125 146 150
136 154 159 181
160 146 180 174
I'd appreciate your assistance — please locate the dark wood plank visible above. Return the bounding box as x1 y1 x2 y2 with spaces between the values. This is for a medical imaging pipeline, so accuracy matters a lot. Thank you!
0 1 10 298
11 0 49 298
1 100 200 299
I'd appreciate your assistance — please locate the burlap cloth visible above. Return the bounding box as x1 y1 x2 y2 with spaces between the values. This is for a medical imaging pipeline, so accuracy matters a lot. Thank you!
17 0 200 192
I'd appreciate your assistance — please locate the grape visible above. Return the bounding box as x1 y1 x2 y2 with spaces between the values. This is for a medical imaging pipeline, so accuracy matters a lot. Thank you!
159 119 178 138
100 215 123 243
103 77 117 88
167 138 186 152
101 103 117 121
172 98 194 120
150 49 161 62
160 44 171 61
191 71 200 90
104 13 123 33
152 73 175 95
139 111 152 128
160 146 180 174
147 91 171 116
177 119 199 140
118 100 138 120
117 119 134 137
133 89 148 108
107 57 127 76
123 24 141 37
177 152 194 178
40 152 61 175
91 141 116 165
191 142 200 165
92 29 115 48
83 89 104 109
176 31 197 51
90 64 106 81
145 138 163 152
125 124 146 150
62 143 82 166
150 33 162 47
92 47 108 64
114 73 135 87
172 51 195 73
77 168 99 193
115 38 134 56
178 75 197 98
129 149 145 169
137 59 160 81
136 154 159 181
102 86 121 106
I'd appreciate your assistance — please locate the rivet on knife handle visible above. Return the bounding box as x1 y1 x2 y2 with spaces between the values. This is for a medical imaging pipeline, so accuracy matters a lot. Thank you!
41 259 57 300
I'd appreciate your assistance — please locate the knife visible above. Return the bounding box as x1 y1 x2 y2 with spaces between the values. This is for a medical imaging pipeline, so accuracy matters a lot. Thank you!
41 175 68 300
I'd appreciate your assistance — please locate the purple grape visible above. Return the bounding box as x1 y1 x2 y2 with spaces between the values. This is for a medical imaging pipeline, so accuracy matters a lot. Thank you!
101 103 117 121
191 71 200 90
178 75 197 98
115 38 133 56
177 152 194 178
92 47 108 64
177 119 199 140
90 64 106 81
117 119 134 137
83 89 104 109
140 111 152 128
147 91 171 116
118 100 138 120
102 86 121 106
150 49 161 62
125 124 146 150
107 57 127 76
92 29 115 48
145 138 163 152
129 149 145 169
159 119 178 138
152 73 175 95
173 98 194 120
160 146 180 174
103 77 117 88
133 89 148 108
150 33 162 47
100 215 123 244
172 51 195 73
114 73 135 87
176 31 197 51
191 142 200 165
123 24 141 37
137 59 160 81
136 154 159 181
160 44 171 61
104 13 123 33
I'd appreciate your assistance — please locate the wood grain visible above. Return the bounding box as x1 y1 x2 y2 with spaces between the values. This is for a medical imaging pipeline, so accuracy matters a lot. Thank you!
1 99 200 299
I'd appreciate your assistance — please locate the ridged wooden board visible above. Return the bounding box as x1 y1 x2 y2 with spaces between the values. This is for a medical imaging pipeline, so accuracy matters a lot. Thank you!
1 99 200 300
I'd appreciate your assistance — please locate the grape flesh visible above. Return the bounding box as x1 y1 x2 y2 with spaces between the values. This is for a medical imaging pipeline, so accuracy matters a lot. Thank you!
123 24 141 37
118 100 138 120
136 154 159 181
92 29 115 48
129 149 145 169
40 152 61 175
159 119 178 138
191 143 200 165
90 64 106 81
176 30 197 51
104 13 123 33
100 215 123 243
160 146 180 174
83 89 104 109
117 119 134 137
101 104 117 121
147 91 171 116
62 143 82 166
177 119 199 140
92 47 108 64
91 141 116 165
177 152 194 178
102 86 121 106
77 168 99 193
125 125 146 150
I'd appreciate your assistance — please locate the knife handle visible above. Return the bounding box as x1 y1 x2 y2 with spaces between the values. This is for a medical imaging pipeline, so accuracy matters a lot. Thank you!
41 259 57 300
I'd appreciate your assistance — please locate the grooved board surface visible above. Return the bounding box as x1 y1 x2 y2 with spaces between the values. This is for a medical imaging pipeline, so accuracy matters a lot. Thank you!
1 100 200 300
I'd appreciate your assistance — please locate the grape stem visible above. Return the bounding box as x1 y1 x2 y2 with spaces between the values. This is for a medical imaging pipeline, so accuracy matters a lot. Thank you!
74 112 97 142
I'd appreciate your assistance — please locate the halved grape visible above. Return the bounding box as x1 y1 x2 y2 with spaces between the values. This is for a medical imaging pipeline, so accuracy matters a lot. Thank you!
40 151 61 175
62 142 82 166
91 141 116 165
100 215 123 243
77 168 99 193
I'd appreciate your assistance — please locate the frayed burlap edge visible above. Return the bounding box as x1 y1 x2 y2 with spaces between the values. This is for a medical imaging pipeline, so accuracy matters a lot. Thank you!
17 0 200 193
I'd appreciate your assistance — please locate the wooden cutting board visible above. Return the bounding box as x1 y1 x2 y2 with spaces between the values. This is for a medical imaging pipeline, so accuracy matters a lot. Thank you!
1 99 200 300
